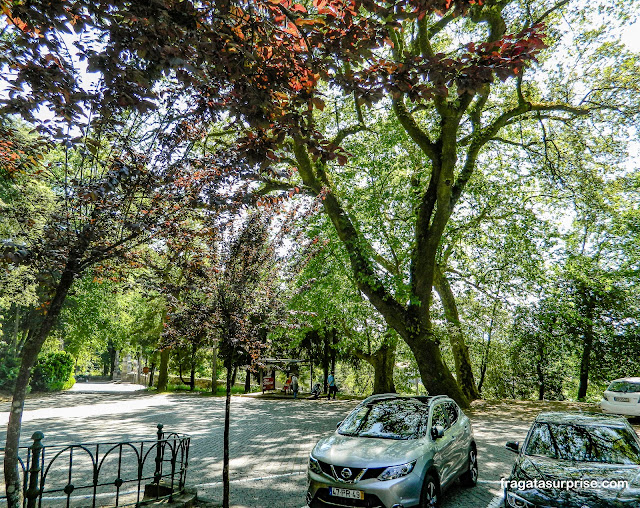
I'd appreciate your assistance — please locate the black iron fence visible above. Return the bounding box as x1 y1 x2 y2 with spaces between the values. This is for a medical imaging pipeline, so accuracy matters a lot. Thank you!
1 424 190 507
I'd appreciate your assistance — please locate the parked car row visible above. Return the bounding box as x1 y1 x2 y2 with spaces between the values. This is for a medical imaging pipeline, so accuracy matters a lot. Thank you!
305 384 640 508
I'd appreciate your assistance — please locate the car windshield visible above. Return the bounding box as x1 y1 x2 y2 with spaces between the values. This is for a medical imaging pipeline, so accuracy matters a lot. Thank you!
525 422 640 465
338 399 429 440
607 381 640 393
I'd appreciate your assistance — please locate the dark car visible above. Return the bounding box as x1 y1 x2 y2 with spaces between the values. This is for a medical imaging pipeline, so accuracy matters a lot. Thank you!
504 412 640 507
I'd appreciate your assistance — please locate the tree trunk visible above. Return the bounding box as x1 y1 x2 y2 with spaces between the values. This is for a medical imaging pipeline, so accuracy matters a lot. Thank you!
370 343 396 394
211 344 218 394
577 332 593 400
354 339 398 394
156 348 170 392
189 343 196 391
244 369 251 393
149 362 156 387
407 331 469 408
4 268 76 508
322 332 329 393
577 293 595 401
478 300 499 395
10 305 20 353
330 328 337 374
108 342 117 379
223 355 233 508
536 341 545 401
434 267 480 401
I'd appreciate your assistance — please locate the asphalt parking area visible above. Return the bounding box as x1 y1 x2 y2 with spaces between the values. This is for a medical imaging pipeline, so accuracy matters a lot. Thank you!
0 388 633 508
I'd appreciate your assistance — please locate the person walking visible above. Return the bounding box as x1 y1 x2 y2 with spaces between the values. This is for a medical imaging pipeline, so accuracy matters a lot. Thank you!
291 373 299 399
327 372 337 400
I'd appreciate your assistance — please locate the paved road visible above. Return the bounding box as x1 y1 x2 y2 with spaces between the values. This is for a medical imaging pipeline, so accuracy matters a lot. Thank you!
0 387 574 508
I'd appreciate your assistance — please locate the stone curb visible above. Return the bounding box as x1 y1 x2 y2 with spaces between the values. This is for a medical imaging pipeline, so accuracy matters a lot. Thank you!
140 488 198 507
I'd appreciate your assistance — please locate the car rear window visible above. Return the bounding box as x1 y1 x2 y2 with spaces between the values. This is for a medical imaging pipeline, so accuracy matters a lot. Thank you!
607 381 640 393
338 399 429 440
525 422 640 465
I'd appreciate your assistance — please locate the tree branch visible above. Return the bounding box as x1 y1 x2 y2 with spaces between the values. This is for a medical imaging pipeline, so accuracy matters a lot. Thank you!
452 100 589 207
392 98 437 161
332 123 367 147
292 138 409 337
533 0 570 26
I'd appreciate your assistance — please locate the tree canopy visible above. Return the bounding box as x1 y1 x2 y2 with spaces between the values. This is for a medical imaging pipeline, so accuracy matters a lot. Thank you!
1 0 640 505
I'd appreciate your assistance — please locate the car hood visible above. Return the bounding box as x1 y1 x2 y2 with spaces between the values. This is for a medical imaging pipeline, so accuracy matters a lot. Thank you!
509 455 640 507
312 432 424 468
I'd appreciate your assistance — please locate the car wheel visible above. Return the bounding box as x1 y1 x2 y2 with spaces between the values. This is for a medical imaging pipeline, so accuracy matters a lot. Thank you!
459 447 478 487
420 473 440 508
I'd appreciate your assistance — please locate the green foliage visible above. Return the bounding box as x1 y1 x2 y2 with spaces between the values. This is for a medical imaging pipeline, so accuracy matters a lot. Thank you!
0 350 20 392
30 351 75 392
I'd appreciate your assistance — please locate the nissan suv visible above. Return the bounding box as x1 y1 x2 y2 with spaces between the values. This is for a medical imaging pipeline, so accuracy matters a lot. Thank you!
306 393 477 508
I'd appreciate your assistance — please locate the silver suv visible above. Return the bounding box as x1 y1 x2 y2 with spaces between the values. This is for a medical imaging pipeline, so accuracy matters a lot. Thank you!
306 394 477 508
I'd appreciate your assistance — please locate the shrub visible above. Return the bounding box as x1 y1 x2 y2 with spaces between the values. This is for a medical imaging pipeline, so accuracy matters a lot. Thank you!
0 351 20 391
31 351 76 392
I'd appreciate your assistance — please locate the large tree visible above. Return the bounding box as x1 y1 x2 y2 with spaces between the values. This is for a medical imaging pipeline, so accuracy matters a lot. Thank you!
0 109 207 505
255 0 639 406
2 5 638 503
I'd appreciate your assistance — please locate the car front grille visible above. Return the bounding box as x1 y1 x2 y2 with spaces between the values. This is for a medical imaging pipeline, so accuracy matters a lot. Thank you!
310 488 384 508
317 460 386 483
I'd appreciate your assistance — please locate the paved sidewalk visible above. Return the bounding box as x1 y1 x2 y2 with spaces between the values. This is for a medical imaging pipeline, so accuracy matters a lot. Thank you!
0 390 616 508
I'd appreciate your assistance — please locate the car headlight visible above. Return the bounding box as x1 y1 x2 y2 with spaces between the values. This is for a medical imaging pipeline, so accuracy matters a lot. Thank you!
377 461 416 481
308 455 323 475
506 491 535 507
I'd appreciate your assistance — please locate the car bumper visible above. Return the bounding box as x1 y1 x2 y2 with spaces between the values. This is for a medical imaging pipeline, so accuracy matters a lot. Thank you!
600 399 640 417
307 470 421 508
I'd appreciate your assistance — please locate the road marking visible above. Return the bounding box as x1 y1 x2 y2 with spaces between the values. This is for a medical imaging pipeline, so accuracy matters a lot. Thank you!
195 471 306 488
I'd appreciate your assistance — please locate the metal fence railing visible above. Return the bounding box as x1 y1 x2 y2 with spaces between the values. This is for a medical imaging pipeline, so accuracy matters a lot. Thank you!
1 424 190 508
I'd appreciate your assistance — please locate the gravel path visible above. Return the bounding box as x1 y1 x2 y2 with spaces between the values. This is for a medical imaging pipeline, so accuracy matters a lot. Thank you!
1 385 633 508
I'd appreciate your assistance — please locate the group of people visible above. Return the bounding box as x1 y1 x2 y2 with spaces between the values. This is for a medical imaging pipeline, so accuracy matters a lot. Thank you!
286 372 338 400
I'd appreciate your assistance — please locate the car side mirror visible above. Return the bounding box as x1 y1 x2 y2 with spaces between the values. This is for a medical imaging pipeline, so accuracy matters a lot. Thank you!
506 441 519 453
431 425 445 440
336 421 342 429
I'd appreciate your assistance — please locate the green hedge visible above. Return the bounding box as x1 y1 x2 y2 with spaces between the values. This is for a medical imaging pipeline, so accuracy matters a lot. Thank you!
0 353 20 391
31 351 75 392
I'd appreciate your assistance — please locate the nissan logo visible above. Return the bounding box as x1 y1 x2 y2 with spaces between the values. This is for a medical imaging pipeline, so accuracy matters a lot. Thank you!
340 468 353 480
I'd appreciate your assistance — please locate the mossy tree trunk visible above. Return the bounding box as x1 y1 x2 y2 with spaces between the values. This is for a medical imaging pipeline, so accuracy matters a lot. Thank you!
434 266 480 401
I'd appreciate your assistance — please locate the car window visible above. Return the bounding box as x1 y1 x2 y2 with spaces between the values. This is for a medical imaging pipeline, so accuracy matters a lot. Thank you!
338 399 429 440
431 403 449 430
445 402 459 426
607 381 640 393
525 422 640 465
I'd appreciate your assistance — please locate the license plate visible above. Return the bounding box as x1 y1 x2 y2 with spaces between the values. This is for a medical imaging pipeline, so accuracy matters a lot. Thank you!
614 397 630 402
329 487 364 500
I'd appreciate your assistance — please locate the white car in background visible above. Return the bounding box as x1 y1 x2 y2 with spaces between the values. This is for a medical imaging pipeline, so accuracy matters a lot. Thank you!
601 377 640 417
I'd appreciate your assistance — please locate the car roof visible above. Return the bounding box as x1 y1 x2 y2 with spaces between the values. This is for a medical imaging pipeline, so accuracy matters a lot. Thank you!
534 411 629 427
361 393 452 406
608 377 640 383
